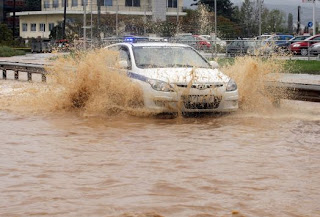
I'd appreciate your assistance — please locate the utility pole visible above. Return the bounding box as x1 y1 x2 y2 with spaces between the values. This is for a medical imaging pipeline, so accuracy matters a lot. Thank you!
214 0 217 56
13 0 15 40
177 0 179 25
62 0 67 39
116 0 119 36
90 0 93 48
313 0 316 36
297 6 300 34
97 0 101 40
258 0 262 37
83 0 87 49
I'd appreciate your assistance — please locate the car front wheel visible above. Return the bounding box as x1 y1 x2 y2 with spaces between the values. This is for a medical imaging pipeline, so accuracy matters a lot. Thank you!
301 49 308 56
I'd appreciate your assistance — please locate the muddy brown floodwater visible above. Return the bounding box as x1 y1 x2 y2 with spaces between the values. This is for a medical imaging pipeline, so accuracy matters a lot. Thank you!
1 52 320 216
1 100 320 217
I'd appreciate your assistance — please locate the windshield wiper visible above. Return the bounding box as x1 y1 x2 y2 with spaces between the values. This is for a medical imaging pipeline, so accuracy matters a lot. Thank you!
166 64 195 68
137 64 157 68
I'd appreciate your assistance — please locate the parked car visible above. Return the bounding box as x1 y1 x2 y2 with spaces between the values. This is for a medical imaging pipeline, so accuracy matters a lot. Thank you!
309 42 320 56
226 40 258 56
255 34 272 41
200 35 227 47
261 35 293 54
172 33 197 48
105 42 238 113
289 34 320 56
276 35 309 52
193 35 211 50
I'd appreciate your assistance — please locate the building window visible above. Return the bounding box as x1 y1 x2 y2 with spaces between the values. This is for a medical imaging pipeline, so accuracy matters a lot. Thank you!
53 0 59 7
167 0 177 8
82 0 88 6
22 23 28 32
40 23 46 32
49 23 55 31
103 0 112 6
44 0 50 8
125 0 140 7
31 23 36 31
72 0 78 6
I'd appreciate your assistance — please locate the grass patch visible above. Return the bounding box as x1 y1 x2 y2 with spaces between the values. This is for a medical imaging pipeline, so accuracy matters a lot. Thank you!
285 60 320 75
0 46 26 57
13 47 31 52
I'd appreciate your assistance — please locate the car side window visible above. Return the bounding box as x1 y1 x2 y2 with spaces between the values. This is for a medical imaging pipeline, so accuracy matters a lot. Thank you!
119 46 132 69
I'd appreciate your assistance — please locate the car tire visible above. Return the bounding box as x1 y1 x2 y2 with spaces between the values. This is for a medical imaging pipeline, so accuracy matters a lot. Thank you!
301 49 308 56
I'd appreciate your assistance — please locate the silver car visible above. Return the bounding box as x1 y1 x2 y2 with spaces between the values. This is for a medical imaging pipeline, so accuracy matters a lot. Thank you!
309 42 320 56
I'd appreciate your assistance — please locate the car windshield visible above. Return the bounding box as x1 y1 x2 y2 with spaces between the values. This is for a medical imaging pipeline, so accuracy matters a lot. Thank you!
133 46 210 69
305 36 315 41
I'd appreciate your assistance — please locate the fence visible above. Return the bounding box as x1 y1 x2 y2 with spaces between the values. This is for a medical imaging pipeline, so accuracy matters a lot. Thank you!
99 37 320 60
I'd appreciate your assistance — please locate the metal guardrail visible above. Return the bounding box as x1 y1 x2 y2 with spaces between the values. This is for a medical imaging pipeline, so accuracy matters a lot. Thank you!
0 61 47 82
0 62 319 104
266 81 320 105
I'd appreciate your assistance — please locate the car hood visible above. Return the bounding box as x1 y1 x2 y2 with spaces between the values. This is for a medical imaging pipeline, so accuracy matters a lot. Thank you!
134 68 230 84
291 41 308 46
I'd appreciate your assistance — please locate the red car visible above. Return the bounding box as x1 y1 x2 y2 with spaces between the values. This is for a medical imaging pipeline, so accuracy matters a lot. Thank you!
289 34 320 56
193 35 211 50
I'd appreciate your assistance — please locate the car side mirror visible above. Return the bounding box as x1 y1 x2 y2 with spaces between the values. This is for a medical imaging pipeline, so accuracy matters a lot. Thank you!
209 61 219 69
119 60 128 69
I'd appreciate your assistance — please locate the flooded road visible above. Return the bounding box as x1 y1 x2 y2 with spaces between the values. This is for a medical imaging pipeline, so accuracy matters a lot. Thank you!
1 102 319 217
1 52 320 217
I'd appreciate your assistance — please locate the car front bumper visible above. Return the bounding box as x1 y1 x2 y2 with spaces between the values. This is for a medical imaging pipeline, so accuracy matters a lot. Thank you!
137 81 239 113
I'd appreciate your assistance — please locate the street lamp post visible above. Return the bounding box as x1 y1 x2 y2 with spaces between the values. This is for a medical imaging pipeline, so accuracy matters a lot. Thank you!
258 0 261 37
313 0 316 36
214 0 217 56
83 0 87 49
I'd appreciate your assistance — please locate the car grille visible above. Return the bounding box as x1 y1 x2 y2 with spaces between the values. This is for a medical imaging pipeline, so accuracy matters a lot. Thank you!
182 95 221 109
176 83 223 90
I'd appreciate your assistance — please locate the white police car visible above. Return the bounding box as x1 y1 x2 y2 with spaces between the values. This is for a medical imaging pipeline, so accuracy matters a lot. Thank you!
106 42 238 113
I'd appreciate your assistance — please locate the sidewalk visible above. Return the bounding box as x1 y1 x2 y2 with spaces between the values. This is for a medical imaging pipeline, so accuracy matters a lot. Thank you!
278 73 320 85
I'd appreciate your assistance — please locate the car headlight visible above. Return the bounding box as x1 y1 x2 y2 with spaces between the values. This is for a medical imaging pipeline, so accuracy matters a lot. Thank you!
293 44 301 47
148 79 173 92
226 79 237 92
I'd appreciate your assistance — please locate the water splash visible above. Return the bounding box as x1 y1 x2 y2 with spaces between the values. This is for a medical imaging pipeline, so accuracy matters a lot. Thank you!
0 49 147 117
220 55 290 112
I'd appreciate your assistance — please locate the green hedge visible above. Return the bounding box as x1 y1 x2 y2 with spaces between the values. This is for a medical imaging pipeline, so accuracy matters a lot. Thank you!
0 46 26 57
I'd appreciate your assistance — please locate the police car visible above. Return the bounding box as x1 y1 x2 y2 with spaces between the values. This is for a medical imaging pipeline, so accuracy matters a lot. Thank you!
106 41 238 113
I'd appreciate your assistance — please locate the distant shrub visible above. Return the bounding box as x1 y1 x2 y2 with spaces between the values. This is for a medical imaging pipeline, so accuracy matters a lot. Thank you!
0 46 26 57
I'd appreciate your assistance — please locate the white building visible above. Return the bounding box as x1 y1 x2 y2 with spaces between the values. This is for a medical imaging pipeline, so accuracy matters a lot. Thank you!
16 0 186 39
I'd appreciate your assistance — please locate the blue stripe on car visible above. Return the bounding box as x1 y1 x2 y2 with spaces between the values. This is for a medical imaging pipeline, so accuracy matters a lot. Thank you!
127 72 148 82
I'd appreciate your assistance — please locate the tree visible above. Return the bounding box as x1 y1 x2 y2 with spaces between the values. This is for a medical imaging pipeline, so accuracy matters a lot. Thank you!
288 13 293 34
0 24 13 44
192 0 235 21
49 25 63 40
265 9 286 33
239 0 256 37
